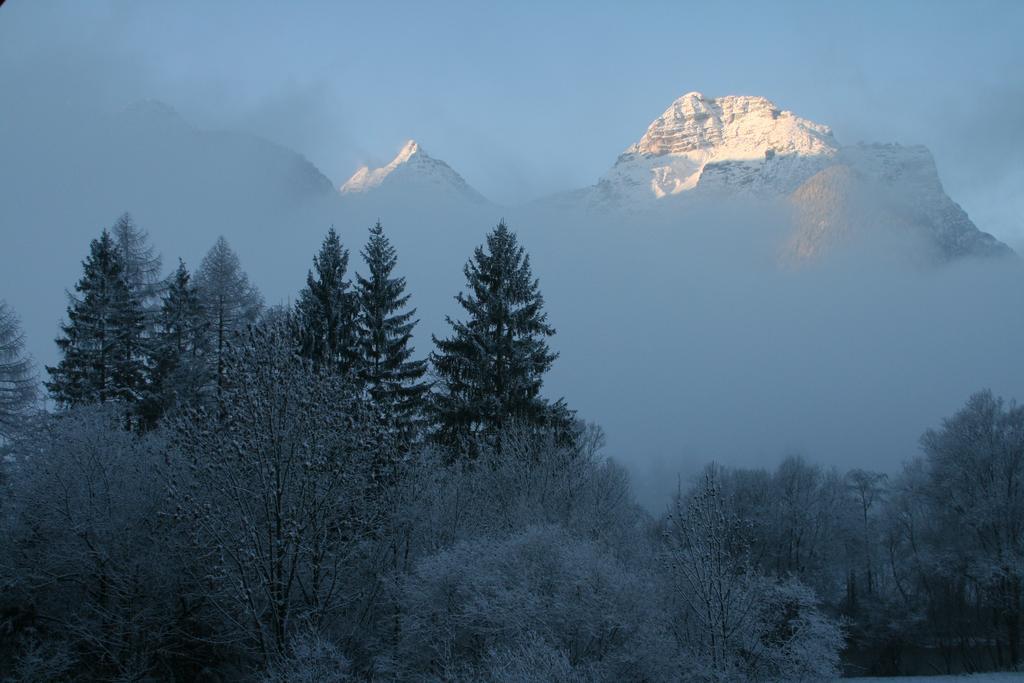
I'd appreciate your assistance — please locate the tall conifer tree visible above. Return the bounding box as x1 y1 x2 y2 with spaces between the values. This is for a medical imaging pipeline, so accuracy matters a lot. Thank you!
295 228 357 374
46 230 147 408
0 301 36 441
355 221 428 438
196 236 263 392
143 259 209 423
431 221 571 457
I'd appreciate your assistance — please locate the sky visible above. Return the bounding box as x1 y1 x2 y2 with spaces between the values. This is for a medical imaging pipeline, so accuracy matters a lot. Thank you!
1 0 1022 245
2 1 1024 506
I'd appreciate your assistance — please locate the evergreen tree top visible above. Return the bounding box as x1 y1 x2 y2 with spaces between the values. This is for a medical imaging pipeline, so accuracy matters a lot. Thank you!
358 221 410 315
430 220 568 456
353 219 428 438
362 221 396 273
295 227 356 373
170 258 190 284
47 228 147 409
163 259 202 316
453 220 555 341
308 227 349 290
70 230 122 296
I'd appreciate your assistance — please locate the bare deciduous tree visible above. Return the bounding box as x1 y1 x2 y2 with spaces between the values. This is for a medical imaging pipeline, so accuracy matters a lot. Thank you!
663 470 843 680
920 390 1024 669
170 322 377 662
1 406 181 679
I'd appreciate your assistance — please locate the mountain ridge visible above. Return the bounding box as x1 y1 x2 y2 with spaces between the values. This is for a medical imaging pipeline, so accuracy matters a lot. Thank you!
538 91 1011 261
331 91 1011 262
339 139 490 205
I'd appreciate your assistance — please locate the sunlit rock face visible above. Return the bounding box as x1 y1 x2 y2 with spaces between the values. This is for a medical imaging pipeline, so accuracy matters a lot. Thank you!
632 93 836 158
570 91 1012 262
598 92 839 201
787 144 1013 262
340 139 490 204
336 93 1011 263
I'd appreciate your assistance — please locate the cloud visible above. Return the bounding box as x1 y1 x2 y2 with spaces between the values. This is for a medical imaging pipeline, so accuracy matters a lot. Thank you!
2 0 1022 515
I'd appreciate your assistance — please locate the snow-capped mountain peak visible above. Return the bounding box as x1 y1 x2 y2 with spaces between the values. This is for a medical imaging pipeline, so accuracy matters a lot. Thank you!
600 92 839 200
558 90 1012 261
340 139 423 193
630 92 836 159
339 139 489 203
392 138 421 164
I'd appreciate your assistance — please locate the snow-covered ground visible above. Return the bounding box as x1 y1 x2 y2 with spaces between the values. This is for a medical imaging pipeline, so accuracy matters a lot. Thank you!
843 674 1022 681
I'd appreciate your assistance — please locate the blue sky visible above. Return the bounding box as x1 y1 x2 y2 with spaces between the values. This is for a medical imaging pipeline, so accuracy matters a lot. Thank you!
2 0 1022 243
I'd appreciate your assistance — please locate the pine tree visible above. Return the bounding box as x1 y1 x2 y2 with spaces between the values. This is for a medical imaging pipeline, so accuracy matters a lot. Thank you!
46 230 147 408
355 221 428 440
195 236 263 392
430 220 572 457
143 259 209 424
295 228 357 374
0 300 36 442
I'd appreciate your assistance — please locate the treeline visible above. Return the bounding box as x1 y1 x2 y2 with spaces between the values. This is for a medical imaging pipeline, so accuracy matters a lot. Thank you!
0 214 1020 681
38 214 571 449
700 402 1024 677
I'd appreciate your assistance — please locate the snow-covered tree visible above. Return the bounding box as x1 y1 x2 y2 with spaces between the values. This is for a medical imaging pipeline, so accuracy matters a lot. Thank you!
46 230 147 409
295 228 357 375
430 221 571 458
920 390 1024 669
260 631 352 683
0 300 36 442
395 525 668 681
195 236 262 392
354 221 428 440
1 406 183 678
396 423 641 557
663 471 843 680
664 471 760 676
171 322 377 661
846 468 888 599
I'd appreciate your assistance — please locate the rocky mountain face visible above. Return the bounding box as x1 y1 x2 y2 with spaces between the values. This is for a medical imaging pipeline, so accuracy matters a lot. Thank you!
787 144 1011 261
340 140 489 205
338 91 1011 262
556 91 1012 261
598 92 838 201
120 100 338 205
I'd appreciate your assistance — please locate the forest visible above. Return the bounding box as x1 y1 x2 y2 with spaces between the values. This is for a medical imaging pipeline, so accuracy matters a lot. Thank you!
0 213 1021 681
